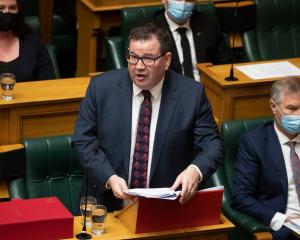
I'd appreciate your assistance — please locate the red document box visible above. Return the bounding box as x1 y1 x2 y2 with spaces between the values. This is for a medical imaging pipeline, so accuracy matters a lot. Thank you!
0 197 73 240
117 188 224 233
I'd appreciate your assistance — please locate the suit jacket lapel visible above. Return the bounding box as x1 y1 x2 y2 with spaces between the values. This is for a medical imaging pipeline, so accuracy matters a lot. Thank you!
190 13 205 63
116 72 132 181
150 71 179 180
267 125 288 198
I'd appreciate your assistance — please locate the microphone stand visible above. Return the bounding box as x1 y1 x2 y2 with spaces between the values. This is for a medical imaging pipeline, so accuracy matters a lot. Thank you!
76 142 100 240
225 0 239 81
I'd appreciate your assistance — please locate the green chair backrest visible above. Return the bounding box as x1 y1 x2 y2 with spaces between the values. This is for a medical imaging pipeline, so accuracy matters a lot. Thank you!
17 135 83 215
242 0 300 61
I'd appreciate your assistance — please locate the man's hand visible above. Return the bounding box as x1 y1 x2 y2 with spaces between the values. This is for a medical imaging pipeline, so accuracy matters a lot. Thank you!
107 175 132 200
171 166 200 204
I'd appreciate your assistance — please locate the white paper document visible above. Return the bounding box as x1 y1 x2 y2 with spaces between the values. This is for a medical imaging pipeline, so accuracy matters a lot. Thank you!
284 219 300 235
125 186 224 201
125 188 181 200
235 61 300 80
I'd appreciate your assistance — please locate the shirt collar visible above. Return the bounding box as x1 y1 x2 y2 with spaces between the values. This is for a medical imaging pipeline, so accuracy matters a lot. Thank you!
274 122 300 145
132 78 164 100
164 11 191 33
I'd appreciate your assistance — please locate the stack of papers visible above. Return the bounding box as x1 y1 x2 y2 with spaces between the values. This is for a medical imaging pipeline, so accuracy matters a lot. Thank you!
235 61 300 80
284 219 300 235
125 188 180 200
125 186 224 201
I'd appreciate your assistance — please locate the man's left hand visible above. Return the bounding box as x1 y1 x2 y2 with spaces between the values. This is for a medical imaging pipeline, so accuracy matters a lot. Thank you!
171 166 200 204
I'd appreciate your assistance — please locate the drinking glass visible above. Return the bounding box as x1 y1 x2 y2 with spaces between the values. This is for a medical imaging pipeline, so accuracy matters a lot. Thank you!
91 205 107 236
0 73 16 100
80 196 97 227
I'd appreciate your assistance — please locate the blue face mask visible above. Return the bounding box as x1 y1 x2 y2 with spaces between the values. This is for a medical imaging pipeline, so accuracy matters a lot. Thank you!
277 105 300 135
167 0 195 24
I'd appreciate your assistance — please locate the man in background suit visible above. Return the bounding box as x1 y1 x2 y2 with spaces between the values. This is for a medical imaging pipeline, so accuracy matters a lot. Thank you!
72 23 223 212
232 77 300 240
147 0 232 81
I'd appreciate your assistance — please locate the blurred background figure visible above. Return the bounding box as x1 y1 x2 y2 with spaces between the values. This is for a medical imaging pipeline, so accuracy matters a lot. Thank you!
0 0 55 82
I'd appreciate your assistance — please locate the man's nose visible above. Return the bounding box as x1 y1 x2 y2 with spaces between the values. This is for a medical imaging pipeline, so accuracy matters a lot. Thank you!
136 59 146 69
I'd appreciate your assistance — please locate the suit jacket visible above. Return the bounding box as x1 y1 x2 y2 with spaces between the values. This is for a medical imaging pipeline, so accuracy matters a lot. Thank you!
150 10 232 74
72 69 224 211
231 121 289 226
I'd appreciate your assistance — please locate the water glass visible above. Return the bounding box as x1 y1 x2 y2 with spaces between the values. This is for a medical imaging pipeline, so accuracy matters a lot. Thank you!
80 196 97 227
0 73 16 100
91 205 107 236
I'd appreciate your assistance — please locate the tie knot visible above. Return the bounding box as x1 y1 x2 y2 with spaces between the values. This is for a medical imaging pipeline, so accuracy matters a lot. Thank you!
287 141 297 150
142 90 151 99
177 27 187 36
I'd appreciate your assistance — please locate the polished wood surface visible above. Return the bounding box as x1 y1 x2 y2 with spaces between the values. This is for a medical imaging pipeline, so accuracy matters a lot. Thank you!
0 77 90 145
39 0 54 44
198 58 300 125
69 214 234 239
76 0 254 76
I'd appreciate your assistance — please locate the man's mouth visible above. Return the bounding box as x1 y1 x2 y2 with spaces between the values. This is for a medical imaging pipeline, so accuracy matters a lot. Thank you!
136 73 146 80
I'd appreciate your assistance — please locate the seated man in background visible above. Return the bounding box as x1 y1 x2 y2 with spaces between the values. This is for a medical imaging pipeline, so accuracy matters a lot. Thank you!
232 77 300 240
72 23 223 212
145 0 232 81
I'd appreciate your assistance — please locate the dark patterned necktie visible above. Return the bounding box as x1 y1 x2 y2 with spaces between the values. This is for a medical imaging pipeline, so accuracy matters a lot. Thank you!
130 90 152 188
287 141 300 203
177 27 194 79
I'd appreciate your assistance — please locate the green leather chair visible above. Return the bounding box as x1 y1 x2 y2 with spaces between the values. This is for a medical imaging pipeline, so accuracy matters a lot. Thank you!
209 117 273 240
106 3 216 70
242 0 300 61
8 135 84 215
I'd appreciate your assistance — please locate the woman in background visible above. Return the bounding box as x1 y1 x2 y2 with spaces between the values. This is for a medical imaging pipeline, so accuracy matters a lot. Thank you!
0 0 55 82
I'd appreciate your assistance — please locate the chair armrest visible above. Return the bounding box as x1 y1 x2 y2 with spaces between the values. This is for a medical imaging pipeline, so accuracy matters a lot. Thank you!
8 177 28 199
105 36 126 70
222 201 270 233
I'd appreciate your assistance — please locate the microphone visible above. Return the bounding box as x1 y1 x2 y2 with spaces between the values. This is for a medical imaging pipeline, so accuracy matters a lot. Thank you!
225 0 239 81
76 141 101 240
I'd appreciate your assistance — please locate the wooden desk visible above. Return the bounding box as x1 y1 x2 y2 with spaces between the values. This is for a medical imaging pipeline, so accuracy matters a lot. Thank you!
70 214 234 239
0 77 90 146
197 58 300 125
76 0 255 76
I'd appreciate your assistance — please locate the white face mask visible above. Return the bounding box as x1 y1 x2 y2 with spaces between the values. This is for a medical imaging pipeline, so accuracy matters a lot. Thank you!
276 105 300 135
166 0 195 24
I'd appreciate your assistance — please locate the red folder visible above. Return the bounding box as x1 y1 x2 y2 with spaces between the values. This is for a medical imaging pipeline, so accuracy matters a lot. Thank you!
0 197 73 240
117 188 224 233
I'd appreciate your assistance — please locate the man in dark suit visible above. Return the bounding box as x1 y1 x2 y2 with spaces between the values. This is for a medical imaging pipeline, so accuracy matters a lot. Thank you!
147 0 232 81
232 77 300 240
72 23 223 212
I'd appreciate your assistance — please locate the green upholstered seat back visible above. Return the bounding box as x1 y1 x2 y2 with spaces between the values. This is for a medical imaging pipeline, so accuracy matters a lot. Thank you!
23 135 83 214
243 0 300 61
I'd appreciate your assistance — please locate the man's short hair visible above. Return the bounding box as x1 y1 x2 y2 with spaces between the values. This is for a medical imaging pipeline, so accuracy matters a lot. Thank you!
128 23 171 54
271 77 300 104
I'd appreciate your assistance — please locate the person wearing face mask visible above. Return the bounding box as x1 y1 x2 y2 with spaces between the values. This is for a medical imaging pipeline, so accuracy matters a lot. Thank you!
142 0 232 81
231 77 300 240
0 0 55 82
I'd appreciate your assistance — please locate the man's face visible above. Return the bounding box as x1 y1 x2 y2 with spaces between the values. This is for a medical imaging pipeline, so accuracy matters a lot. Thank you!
127 36 171 90
270 91 300 135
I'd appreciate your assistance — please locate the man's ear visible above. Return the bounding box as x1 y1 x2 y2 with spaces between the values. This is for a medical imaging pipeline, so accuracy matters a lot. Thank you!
269 100 277 115
164 52 172 70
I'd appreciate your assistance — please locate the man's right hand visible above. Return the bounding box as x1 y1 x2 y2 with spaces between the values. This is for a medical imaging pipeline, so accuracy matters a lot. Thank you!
107 175 132 200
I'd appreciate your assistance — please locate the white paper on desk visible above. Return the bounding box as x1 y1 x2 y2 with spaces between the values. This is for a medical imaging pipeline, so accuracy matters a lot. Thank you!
125 188 181 200
235 61 300 80
284 219 300 235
